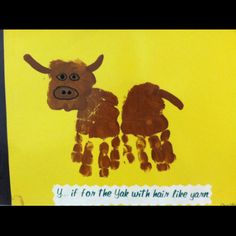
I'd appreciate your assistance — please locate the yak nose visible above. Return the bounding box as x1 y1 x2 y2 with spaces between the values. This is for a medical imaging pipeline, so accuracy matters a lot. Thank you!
53 86 79 100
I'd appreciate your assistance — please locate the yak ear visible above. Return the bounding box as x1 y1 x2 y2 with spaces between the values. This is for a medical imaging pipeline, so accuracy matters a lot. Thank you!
87 54 104 72
24 54 51 74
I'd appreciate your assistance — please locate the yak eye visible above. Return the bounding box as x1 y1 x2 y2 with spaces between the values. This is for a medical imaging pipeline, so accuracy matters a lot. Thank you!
56 73 67 81
70 73 80 81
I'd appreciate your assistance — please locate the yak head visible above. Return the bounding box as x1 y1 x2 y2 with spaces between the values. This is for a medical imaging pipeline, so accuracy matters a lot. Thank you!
24 54 103 111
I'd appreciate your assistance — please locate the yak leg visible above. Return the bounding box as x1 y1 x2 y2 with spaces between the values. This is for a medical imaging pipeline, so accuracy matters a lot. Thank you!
71 133 84 163
148 130 175 171
122 134 135 164
79 141 94 177
98 141 110 177
148 134 169 171
160 129 176 169
136 136 152 172
110 136 121 170
71 132 94 176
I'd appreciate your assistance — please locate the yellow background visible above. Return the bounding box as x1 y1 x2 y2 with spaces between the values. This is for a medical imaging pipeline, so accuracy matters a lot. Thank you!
4 30 236 205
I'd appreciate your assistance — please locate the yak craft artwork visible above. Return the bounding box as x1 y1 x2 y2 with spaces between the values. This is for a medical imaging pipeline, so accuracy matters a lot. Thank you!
24 54 184 177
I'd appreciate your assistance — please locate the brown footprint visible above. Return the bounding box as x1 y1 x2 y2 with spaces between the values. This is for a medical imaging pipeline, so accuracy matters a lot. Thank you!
121 83 183 172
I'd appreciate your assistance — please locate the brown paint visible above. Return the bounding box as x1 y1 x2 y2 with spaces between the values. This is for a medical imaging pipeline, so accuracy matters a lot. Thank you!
71 133 83 163
71 152 83 163
148 130 177 171
79 165 92 176
99 155 110 169
148 135 161 149
121 83 183 172
79 141 94 177
110 161 120 170
87 55 104 72
82 142 93 165
151 148 165 162
99 168 109 177
138 151 148 163
121 83 176 136
53 86 79 100
110 137 120 170
121 134 128 144
136 136 152 172
136 136 146 150
47 59 96 111
76 88 120 139
159 89 184 110
160 130 170 142
140 162 152 171
126 153 135 163
99 142 109 153
162 140 176 164
157 163 170 171
24 54 51 74
111 136 120 148
25 54 184 177
73 143 82 152
98 142 110 177
122 135 135 164
110 149 120 160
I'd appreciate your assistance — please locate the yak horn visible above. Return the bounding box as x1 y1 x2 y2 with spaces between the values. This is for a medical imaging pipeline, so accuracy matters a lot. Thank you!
24 54 51 74
87 54 104 72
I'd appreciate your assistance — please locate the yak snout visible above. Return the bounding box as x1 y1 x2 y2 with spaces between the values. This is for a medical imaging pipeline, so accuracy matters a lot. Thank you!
53 86 79 100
